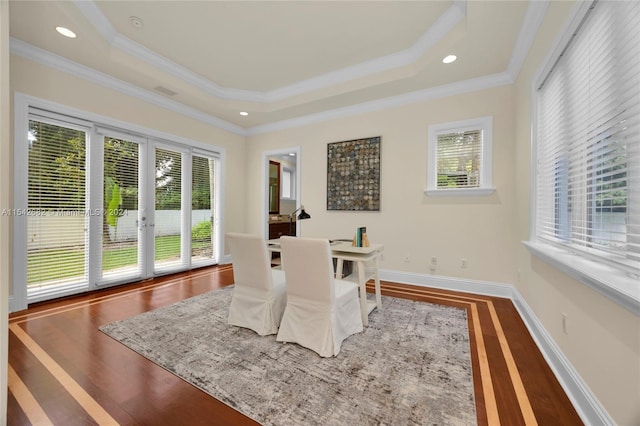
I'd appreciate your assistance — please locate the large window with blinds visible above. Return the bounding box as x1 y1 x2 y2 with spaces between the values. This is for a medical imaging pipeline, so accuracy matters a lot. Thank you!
426 116 494 196
534 1 640 276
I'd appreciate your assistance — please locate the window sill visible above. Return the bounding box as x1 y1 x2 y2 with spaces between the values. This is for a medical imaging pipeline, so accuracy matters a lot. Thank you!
424 187 495 197
523 241 640 315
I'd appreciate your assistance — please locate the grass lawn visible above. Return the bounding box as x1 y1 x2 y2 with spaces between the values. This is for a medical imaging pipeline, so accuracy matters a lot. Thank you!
28 235 210 284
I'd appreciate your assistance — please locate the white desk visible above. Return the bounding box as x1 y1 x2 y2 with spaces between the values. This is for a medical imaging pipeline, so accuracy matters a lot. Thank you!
268 239 383 326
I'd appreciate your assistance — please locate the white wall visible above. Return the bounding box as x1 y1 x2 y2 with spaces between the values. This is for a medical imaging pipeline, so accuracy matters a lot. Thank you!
1 1 10 420
247 84 518 285
513 2 639 424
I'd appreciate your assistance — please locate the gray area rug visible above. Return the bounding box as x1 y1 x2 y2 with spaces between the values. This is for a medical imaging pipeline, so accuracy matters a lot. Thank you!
100 286 476 425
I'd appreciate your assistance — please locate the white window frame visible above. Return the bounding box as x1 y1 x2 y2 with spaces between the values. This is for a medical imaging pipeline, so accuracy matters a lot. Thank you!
526 1 640 315
426 116 494 197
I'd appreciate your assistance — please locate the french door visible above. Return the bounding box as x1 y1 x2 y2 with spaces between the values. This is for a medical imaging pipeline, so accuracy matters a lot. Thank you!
18 108 220 306
97 130 144 285
152 145 187 275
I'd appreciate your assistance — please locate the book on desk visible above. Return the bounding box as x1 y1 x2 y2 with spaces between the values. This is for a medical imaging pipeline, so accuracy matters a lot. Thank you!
353 226 369 248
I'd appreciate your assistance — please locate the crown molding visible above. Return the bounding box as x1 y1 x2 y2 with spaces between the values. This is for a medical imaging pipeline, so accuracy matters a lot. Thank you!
10 36 512 138
506 0 550 81
246 72 513 136
73 0 259 102
247 0 545 135
10 0 547 137
266 0 466 101
74 0 466 103
10 38 246 136
72 0 117 43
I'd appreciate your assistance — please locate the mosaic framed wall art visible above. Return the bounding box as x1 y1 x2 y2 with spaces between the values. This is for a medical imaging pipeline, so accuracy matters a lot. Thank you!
327 136 381 211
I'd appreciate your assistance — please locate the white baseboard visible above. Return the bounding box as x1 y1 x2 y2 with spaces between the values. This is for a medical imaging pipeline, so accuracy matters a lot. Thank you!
379 269 513 298
510 287 614 426
379 268 614 426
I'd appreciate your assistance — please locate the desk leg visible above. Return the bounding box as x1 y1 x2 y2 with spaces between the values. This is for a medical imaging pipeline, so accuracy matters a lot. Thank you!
335 259 344 279
357 260 368 326
374 252 382 309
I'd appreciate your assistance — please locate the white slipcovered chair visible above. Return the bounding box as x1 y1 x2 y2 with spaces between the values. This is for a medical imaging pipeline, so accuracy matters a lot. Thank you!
276 236 363 357
226 232 287 336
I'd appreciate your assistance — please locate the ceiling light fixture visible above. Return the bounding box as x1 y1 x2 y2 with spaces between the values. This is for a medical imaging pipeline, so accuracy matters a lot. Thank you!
56 26 77 38
442 54 457 64
240 111 248 116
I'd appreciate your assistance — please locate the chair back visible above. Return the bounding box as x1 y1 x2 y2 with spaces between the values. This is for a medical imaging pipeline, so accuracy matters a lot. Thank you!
227 233 273 290
280 236 335 303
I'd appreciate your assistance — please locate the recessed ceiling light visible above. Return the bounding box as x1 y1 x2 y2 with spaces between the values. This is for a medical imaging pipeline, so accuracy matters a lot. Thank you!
288 153 296 156
442 54 457 64
240 111 248 116
56 26 77 38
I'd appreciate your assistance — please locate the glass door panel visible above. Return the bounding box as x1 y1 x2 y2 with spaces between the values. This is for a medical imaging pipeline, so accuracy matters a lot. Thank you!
101 136 141 282
154 147 184 272
191 155 217 265
26 119 89 298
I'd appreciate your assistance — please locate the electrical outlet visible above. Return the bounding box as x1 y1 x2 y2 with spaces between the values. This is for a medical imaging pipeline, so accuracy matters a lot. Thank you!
461 258 468 268
403 255 410 263
562 313 568 334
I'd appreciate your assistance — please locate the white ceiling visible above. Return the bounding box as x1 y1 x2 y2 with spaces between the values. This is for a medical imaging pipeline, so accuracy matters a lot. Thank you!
8 1 547 135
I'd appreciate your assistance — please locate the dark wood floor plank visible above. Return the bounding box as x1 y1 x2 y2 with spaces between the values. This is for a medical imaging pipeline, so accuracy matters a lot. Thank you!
8 265 582 425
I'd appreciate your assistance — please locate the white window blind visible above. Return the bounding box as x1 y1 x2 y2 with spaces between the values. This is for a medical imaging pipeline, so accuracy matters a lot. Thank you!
191 154 216 264
536 0 640 272
27 118 88 292
436 130 482 189
155 147 183 267
101 136 141 282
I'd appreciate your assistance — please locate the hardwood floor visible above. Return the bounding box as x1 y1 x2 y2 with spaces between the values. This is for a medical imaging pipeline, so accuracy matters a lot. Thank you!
7 265 583 425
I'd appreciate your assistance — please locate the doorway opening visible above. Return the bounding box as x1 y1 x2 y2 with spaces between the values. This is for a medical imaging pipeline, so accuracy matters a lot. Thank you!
263 147 302 241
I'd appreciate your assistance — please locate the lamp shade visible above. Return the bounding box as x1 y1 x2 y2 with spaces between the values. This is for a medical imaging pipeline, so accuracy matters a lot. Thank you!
298 209 311 220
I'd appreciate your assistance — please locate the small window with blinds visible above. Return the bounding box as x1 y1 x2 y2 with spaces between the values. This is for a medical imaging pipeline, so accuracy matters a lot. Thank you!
535 0 640 274
426 116 494 196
